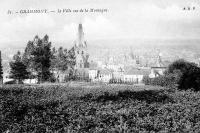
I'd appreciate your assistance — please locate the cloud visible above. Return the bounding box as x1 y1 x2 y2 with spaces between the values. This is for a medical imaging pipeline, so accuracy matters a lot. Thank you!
53 15 119 42
0 13 55 42
115 3 200 39
52 22 77 42
0 0 200 45
83 16 118 39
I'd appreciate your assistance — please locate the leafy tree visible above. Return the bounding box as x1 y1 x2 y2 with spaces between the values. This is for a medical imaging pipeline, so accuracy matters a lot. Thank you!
67 47 76 80
51 47 70 82
142 75 151 85
31 35 52 83
50 47 57 71
22 41 36 81
55 47 69 72
51 46 76 82
0 51 3 84
9 51 29 84
68 47 76 69
165 59 200 91
146 59 200 91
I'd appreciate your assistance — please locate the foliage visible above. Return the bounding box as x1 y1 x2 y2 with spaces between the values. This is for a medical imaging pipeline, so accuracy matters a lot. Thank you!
1 84 200 132
9 51 29 84
143 74 177 88
51 47 69 72
150 73 179 89
0 51 3 79
67 47 76 69
31 35 52 83
145 59 200 91
142 75 151 85
11 35 77 83
67 47 76 80
51 46 76 82
166 59 200 91
22 41 36 79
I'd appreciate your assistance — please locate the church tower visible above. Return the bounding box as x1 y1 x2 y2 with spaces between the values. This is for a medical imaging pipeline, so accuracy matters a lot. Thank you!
74 23 89 69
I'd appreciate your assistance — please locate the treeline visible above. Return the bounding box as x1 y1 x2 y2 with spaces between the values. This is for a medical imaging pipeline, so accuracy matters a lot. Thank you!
8 35 76 84
0 51 3 84
143 59 200 91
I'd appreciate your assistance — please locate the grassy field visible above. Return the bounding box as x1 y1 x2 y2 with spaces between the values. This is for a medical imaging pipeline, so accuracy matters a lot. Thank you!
1 82 200 132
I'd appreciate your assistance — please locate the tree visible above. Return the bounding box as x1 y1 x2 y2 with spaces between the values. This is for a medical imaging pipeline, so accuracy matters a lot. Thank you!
142 75 151 85
67 47 76 80
55 47 69 72
22 41 36 82
0 51 3 84
31 35 52 83
50 47 70 82
50 46 77 82
50 47 57 71
9 51 29 84
165 59 200 91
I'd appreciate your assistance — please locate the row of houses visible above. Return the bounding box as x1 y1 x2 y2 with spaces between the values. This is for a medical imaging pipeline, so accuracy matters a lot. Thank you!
88 64 167 84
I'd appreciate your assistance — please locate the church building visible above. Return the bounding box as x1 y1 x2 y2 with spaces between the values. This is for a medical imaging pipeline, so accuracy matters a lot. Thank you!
74 23 90 80
74 23 89 69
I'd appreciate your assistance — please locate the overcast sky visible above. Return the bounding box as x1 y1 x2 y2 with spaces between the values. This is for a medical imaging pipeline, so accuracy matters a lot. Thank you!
0 0 200 46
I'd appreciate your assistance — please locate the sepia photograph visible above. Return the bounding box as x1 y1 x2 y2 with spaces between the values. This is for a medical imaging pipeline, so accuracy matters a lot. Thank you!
0 0 200 132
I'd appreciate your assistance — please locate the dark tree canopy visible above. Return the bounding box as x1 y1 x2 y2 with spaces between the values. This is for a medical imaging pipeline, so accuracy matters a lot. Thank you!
50 46 76 82
9 35 79 84
166 59 198 74
9 51 29 84
0 51 3 79
31 35 52 83
22 41 36 79
166 59 200 91
68 46 76 69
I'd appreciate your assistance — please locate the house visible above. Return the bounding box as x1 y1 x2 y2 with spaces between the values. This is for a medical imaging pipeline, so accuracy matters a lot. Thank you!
98 68 113 83
123 67 151 84
89 67 113 83
112 66 124 83
149 67 167 78
149 53 168 78
89 69 98 81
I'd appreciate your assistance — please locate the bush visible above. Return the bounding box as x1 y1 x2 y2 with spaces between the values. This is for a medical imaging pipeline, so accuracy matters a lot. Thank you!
109 78 123 84
1 85 200 132
146 59 200 91
166 59 200 91
143 75 151 85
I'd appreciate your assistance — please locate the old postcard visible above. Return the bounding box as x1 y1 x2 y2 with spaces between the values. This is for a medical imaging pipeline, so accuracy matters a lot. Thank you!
0 0 200 132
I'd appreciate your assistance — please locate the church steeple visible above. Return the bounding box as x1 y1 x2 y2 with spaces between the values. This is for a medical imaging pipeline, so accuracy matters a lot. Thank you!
74 23 89 69
77 23 86 48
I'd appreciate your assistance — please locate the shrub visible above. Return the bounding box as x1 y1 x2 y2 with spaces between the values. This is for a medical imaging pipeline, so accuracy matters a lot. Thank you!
142 75 151 85
166 59 200 91
146 59 200 91
1 84 200 132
